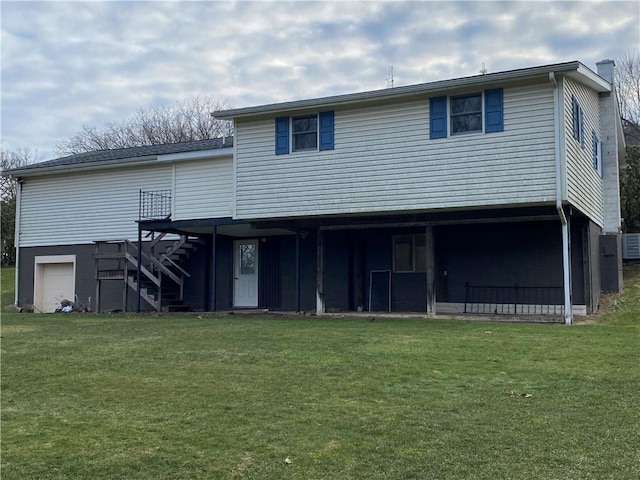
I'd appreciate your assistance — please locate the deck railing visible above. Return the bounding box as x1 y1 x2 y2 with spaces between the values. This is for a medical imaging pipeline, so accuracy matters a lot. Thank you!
94 238 186 312
139 189 172 221
464 283 564 315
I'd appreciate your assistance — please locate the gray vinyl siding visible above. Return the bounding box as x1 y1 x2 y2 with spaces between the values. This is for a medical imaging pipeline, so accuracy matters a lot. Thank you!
19 165 172 247
173 156 234 220
563 77 604 226
234 83 557 220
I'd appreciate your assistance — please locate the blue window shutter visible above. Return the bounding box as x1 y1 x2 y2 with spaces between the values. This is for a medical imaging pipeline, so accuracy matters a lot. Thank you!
571 96 579 140
430 96 447 139
592 130 598 169
275 116 289 155
319 111 334 151
579 108 585 148
484 88 504 133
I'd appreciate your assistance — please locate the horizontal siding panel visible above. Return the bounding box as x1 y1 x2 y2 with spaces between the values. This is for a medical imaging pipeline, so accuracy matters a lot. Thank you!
235 83 557 219
20 165 171 247
563 77 604 225
173 157 233 220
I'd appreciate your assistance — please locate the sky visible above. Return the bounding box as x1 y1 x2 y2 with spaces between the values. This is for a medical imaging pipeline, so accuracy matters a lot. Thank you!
1 0 639 162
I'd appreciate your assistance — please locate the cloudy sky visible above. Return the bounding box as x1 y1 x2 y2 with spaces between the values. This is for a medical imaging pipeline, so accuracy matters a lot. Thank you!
1 0 639 161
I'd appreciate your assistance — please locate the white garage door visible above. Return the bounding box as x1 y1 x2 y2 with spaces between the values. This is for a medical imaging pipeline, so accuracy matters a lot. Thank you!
34 257 75 313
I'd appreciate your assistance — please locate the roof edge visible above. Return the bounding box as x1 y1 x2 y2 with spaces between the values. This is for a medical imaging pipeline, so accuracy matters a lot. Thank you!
213 61 612 120
5 146 234 178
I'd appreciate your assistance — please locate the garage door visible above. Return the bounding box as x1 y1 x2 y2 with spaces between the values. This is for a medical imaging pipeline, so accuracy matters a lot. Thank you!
35 260 75 313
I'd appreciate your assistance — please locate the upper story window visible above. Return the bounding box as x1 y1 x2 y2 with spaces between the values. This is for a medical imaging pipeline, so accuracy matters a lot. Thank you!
450 93 482 134
592 130 602 176
571 95 585 147
293 115 318 151
430 88 503 139
275 111 334 155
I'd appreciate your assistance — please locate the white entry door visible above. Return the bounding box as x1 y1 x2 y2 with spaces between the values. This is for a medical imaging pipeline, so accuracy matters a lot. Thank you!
234 239 258 307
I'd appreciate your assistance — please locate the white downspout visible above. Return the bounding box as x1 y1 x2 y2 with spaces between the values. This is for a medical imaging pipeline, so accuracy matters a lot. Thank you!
550 72 573 325
13 179 22 306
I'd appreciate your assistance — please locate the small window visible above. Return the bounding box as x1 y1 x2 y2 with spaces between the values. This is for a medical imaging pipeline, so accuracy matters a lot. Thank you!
275 112 334 154
572 95 584 146
393 234 427 273
292 115 318 151
592 130 602 176
450 93 482 134
240 244 256 274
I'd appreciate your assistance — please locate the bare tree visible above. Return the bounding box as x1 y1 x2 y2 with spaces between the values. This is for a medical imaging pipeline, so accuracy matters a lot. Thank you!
1 145 38 265
615 50 640 143
55 96 234 156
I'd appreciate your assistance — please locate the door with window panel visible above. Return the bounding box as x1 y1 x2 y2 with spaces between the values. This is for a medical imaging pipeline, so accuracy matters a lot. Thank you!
234 239 259 307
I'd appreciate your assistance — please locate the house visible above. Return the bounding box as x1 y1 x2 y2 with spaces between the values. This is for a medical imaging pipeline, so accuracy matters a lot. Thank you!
6 60 625 323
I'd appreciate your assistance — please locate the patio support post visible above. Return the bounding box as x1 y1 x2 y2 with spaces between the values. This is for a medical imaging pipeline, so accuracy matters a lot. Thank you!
136 224 142 313
210 225 217 311
426 226 436 317
316 228 325 314
295 231 301 312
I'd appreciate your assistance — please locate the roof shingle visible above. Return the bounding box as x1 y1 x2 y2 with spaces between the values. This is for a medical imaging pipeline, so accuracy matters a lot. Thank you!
6 137 233 176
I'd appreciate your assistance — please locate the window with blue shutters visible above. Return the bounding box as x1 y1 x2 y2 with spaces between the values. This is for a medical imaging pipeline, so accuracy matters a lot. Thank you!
430 89 503 139
274 112 334 154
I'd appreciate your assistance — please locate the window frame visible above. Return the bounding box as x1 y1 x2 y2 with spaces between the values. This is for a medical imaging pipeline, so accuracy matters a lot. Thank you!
275 111 334 154
430 89 503 140
292 114 318 152
592 130 602 176
450 92 483 135
392 234 427 273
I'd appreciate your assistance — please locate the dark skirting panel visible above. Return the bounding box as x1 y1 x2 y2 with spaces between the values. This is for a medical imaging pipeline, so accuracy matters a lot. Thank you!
259 238 281 309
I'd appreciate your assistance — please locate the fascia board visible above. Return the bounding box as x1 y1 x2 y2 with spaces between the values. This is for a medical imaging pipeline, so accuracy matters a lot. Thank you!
5 147 234 178
156 147 233 162
568 64 612 92
6 155 159 178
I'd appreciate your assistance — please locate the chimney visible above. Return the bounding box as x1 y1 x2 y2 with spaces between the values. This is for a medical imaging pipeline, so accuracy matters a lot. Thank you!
596 59 615 84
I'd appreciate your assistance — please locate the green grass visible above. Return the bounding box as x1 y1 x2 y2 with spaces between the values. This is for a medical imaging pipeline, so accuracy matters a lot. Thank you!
1 267 639 479
1 265 15 307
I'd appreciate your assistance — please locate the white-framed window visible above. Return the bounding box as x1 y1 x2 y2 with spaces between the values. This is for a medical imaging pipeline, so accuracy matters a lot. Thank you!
592 130 602 176
430 88 503 139
393 234 427 273
450 93 483 134
292 115 318 151
275 111 334 154
572 95 585 147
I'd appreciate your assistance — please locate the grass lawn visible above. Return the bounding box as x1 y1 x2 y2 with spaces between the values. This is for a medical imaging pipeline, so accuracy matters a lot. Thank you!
1 266 639 479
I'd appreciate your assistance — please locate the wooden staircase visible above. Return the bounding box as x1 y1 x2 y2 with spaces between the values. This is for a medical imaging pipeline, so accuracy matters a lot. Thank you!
94 235 205 312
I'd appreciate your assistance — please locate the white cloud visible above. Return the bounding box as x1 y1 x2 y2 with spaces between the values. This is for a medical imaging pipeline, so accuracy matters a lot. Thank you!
1 0 638 161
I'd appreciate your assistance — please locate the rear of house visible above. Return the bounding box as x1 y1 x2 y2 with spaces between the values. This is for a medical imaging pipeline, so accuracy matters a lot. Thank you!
7 60 625 323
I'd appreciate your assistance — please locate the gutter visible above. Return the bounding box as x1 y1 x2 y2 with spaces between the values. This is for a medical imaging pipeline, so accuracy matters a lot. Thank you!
13 180 22 305
549 72 573 325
